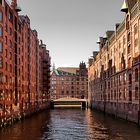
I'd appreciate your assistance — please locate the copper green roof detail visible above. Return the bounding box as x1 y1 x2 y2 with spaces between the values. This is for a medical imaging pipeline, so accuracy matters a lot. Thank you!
52 66 59 76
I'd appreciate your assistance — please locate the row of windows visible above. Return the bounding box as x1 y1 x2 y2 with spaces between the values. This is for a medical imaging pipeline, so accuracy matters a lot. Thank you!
0 73 13 84
98 86 139 101
0 59 12 71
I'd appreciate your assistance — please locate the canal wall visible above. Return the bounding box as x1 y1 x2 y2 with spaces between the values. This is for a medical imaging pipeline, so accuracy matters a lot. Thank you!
91 101 139 123
0 102 50 129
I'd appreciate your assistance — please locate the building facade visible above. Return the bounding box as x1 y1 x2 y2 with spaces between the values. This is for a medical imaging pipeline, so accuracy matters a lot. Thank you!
38 40 51 105
88 0 140 123
51 62 88 100
0 0 51 121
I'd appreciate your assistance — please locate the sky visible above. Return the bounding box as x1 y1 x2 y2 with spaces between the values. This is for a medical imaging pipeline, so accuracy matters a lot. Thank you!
15 0 124 67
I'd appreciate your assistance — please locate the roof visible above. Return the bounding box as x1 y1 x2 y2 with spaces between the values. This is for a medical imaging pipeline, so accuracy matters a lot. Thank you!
51 67 59 76
127 0 137 10
57 67 78 74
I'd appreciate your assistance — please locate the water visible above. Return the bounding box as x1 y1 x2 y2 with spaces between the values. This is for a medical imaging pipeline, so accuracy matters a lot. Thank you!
0 109 140 140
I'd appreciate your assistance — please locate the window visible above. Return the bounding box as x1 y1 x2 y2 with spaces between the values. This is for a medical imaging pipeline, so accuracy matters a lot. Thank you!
19 58 20 65
134 38 138 47
123 36 126 45
9 27 12 35
134 24 138 35
135 87 138 100
19 37 20 44
10 40 12 47
0 57 2 68
9 11 13 23
128 57 131 68
10 77 12 84
5 62 8 70
5 75 8 83
119 40 121 49
129 73 132 85
0 42 2 52
10 89 12 100
0 26 2 37
9 52 12 60
127 32 130 42
135 68 138 82
10 64 12 72
61 90 64 95
124 88 127 100
19 48 20 54
0 73 2 83
124 73 126 83
0 11 2 22
5 49 7 57
18 23 21 32
19 69 20 76
126 15 130 30
0 90 3 100
5 36 7 44
5 5 7 17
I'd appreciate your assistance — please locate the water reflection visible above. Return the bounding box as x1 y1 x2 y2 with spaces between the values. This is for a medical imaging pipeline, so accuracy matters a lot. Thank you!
0 109 140 140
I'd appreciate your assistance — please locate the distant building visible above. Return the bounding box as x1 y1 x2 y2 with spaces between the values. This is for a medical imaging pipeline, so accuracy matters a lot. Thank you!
51 62 88 100
88 0 140 123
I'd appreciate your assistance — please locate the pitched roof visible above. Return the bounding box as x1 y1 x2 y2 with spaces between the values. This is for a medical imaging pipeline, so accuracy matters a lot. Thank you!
57 67 78 74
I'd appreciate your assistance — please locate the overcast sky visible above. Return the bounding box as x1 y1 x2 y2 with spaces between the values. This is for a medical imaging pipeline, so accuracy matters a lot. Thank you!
16 0 124 67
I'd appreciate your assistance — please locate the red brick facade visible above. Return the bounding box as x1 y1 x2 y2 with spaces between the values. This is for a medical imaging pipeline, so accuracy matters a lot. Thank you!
51 62 88 100
0 0 51 120
88 0 140 123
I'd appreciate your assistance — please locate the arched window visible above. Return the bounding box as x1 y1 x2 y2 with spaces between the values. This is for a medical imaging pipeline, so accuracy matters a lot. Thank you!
0 57 2 68
81 95 84 99
126 15 130 30
129 73 132 85
129 90 132 102
135 68 138 82
135 87 138 100
0 42 2 52
128 57 131 67
0 11 2 22
0 26 2 37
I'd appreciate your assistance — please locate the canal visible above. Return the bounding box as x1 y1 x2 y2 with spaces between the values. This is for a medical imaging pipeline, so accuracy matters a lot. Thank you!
0 109 140 140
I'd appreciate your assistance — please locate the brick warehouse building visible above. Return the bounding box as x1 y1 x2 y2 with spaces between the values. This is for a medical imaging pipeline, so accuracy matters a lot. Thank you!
0 0 51 121
51 62 88 100
88 0 140 123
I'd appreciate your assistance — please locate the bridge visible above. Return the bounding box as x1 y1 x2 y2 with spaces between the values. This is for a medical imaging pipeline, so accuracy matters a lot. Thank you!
50 97 87 108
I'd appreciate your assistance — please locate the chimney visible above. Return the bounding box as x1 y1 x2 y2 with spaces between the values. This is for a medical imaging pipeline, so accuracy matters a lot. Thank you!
11 0 17 9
